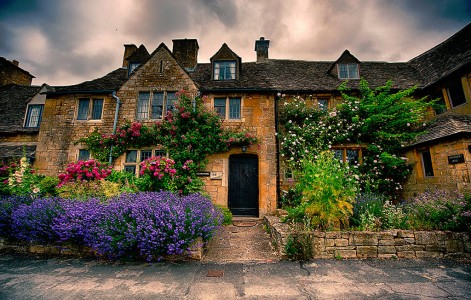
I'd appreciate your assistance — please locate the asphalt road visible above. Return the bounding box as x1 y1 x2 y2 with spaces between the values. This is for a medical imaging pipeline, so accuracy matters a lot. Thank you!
0 254 470 299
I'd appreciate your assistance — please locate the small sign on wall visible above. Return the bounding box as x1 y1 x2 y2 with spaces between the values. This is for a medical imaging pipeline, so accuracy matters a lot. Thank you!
210 172 223 180
448 154 465 164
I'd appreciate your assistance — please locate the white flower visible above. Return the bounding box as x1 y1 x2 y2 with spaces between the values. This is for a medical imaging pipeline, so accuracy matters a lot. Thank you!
407 123 410 126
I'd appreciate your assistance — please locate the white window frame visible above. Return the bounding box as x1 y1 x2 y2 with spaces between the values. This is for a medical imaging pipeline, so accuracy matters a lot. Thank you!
76 98 104 121
338 63 359 79
137 91 177 120
123 148 168 176
24 104 44 128
213 60 236 80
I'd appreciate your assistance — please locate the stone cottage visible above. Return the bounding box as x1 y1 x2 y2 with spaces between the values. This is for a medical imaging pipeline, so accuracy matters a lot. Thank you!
1 22 470 216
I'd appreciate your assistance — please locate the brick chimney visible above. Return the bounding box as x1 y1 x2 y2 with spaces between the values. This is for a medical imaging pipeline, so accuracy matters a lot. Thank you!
255 37 270 62
11 60 19 66
122 44 138 68
172 39 199 70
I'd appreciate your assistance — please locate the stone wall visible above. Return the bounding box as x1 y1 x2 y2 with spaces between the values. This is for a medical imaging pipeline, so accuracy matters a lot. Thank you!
403 137 471 199
0 59 33 86
265 216 471 259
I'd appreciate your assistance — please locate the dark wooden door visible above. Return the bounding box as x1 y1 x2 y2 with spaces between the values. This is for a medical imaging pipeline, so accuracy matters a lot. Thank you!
228 155 259 216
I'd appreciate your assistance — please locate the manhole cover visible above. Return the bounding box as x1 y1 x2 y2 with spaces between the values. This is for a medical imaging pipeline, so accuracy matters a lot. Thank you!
206 270 224 277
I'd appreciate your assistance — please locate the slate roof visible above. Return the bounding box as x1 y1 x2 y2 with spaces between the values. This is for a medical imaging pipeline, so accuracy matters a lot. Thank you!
0 84 42 133
47 68 128 95
408 112 471 147
190 60 420 92
409 23 471 88
0 143 36 160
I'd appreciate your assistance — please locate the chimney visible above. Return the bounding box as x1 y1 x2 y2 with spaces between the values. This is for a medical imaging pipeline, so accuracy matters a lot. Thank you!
255 37 270 62
172 39 199 70
122 44 138 68
11 60 19 67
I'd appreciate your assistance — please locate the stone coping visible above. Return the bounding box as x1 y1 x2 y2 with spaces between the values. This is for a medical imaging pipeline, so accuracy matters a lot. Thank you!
264 215 471 259
0 237 204 261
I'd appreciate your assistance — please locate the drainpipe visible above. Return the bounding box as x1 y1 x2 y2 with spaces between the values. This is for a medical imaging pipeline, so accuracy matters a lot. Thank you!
274 92 281 208
109 91 121 164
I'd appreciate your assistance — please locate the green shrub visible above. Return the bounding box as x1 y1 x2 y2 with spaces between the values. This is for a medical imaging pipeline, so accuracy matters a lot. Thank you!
57 180 122 201
216 205 233 225
381 201 409 229
285 233 312 261
280 187 303 208
288 151 359 230
351 192 385 230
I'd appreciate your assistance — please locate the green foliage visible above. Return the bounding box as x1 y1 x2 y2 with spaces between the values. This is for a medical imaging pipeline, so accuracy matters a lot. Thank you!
57 180 122 201
406 190 471 231
279 79 433 197
381 201 409 229
78 91 258 194
285 234 312 260
215 205 233 225
280 187 303 209
287 151 358 230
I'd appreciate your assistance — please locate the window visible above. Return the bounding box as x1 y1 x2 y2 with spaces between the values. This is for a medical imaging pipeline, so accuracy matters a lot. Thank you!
431 90 447 114
124 149 166 175
213 61 236 80
77 98 104 120
284 168 294 180
331 147 362 165
128 63 139 75
317 98 329 111
137 91 176 120
447 80 467 107
338 64 359 79
25 104 43 128
78 149 90 161
213 97 241 120
421 150 434 177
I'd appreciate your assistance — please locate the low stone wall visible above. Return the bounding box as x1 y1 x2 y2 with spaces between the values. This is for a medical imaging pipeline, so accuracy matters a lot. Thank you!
0 237 204 261
264 215 471 259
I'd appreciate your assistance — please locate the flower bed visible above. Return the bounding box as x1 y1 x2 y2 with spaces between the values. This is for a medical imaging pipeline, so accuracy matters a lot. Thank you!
0 192 222 261
265 215 471 260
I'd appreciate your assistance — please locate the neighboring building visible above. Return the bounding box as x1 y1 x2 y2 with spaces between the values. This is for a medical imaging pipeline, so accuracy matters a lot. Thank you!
8 22 469 215
0 57 35 86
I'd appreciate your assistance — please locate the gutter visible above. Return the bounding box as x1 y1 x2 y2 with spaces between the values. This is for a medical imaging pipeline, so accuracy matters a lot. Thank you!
109 91 121 164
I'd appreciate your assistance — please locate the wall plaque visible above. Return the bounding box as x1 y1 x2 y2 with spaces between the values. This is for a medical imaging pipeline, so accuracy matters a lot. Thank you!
196 172 210 177
448 154 464 164
210 172 223 180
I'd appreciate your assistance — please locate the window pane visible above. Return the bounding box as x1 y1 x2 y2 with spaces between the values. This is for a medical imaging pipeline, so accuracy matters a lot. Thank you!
214 98 226 118
154 149 166 157
448 80 466 107
421 151 434 177
332 149 343 162
137 92 150 119
78 149 90 161
229 98 241 119
77 99 90 120
91 99 103 120
214 61 236 80
128 63 139 75
140 150 152 162
151 92 164 119
124 165 136 174
348 64 359 79
26 105 43 127
166 92 177 113
338 64 348 79
317 99 328 111
346 149 359 164
125 150 137 163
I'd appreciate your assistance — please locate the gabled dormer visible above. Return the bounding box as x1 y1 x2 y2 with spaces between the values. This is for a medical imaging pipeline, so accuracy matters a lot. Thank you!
210 43 242 81
329 50 361 80
122 44 151 76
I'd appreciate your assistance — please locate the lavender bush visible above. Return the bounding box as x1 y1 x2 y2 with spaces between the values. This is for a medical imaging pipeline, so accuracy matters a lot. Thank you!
11 197 64 243
0 192 222 262
0 195 32 238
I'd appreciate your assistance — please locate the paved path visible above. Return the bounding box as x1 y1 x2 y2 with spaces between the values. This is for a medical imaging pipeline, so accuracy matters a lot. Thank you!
202 218 279 263
1 221 470 299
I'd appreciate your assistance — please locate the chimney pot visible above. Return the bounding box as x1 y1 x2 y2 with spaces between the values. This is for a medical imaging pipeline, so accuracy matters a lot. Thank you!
12 60 19 66
255 37 270 62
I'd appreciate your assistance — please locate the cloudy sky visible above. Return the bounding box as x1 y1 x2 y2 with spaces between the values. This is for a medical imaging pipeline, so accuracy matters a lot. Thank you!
1 0 470 86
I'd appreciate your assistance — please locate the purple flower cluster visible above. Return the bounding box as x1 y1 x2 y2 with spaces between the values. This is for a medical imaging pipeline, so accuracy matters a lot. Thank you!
0 192 222 261
0 195 32 238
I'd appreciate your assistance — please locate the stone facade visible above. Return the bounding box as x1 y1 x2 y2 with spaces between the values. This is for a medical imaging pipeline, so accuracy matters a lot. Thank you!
0 57 34 86
265 216 471 259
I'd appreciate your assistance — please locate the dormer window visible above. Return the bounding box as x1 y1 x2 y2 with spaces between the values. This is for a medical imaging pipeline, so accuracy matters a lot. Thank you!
128 63 140 75
214 61 236 80
338 63 359 79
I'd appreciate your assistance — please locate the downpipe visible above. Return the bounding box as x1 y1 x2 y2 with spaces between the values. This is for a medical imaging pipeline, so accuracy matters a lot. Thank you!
109 91 121 164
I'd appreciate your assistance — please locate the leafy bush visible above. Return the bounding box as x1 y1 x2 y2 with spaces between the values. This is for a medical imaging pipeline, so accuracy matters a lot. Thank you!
280 187 303 209
287 151 359 230
138 156 177 192
406 190 471 231
381 201 409 229
11 197 64 243
57 180 122 201
351 192 385 231
216 204 233 225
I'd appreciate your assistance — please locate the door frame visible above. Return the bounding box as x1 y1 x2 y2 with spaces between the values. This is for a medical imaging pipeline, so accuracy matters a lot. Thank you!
228 154 259 216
